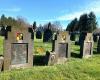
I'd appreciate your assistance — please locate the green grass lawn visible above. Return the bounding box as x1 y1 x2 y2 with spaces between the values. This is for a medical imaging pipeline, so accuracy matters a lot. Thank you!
0 36 100 80
34 35 52 55
0 36 4 55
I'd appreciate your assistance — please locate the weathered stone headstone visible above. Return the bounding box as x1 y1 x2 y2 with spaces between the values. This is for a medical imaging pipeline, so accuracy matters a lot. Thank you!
52 31 70 63
45 51 57 65
80 33 93 58
97 36 100 53
3 26 34 70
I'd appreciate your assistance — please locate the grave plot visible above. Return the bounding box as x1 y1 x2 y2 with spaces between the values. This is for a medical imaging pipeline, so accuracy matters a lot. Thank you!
80 33 94 58
3 26 34 70
46 31 70 65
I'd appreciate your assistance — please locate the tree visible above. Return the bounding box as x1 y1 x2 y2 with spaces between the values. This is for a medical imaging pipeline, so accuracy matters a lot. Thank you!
78 13 89 32
66 18 78 32
0 14 7 26
48 22 52 30
33 21 37 31
88 12 97 31
78 12 97 33
52 21 62 31
43 22 53 42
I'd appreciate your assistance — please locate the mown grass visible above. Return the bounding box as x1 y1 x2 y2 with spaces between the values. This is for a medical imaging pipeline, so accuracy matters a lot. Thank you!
0 55 100 80
34 36 52 54
0 36 100 80
0 36 4 55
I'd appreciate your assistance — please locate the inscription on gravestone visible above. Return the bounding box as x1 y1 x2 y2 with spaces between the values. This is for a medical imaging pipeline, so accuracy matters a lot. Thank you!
11 43 28 65
85 42 92 55
58 43 68 58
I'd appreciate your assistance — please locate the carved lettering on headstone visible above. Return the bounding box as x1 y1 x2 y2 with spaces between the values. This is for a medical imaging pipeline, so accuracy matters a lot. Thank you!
11 43 28 65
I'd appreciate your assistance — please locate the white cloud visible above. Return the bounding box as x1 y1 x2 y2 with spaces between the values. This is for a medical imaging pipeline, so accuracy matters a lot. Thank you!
39 0 100 22
0 7 21 12
58 0 100 21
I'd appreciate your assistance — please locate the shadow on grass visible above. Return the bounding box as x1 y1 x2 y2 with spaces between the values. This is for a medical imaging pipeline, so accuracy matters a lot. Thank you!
93 51 100 54
33 54 49 66
93 47 100 54
71 52 81 58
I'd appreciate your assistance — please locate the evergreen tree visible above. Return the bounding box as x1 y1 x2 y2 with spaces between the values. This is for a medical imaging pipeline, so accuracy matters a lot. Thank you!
66 18 78 32
78 13 88 32
33 21 37 31
88 12 97 32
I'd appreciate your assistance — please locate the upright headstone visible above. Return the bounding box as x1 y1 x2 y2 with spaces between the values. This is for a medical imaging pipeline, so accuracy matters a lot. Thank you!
3 26 34 70
97 36 100 53
79 32 87 45
80 33 93 58
54 31 70 63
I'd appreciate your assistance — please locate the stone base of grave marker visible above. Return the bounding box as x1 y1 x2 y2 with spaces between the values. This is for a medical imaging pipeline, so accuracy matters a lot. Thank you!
47 52 57 65
57 58 67 64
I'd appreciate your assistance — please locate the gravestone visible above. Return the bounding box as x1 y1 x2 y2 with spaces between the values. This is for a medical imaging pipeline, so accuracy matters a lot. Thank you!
97 36 100 53
79 32 87 45
52 32 57 52
45 51 57 65
52 31 70 64
3 26 34 70
80 33 93 58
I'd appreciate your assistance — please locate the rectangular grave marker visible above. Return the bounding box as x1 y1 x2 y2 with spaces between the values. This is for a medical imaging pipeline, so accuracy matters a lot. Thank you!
80 33 93 58
51 31 70 64
97 36 100 53
3 26 34 70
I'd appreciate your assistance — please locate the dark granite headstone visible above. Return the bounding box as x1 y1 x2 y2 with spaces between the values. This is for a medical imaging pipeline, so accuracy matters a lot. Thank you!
97 36 100 53
80 33 93 58
79 32 87 45
0 57 3 72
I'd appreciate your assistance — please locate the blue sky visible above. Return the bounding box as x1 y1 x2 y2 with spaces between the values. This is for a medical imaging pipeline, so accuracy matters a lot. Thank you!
0 0 100 29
